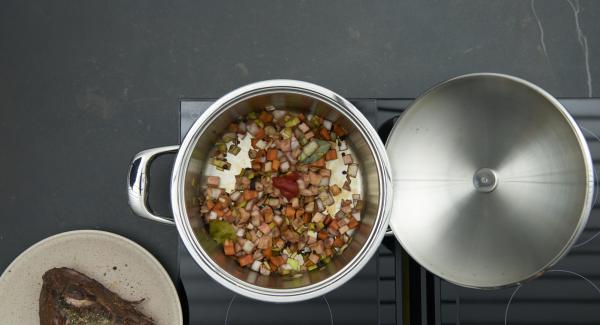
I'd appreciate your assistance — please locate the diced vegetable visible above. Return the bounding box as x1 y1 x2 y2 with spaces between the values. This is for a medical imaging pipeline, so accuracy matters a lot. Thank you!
347 163 359 178
325 149 337 161
271 159 280 171
238 254 254 267
224 240 235 255
243 240 255 253
333 124 348 137
330 185 341 196
267 149 278 161
259 111 273 123
200 108 362 276
228 145 241 155
207 176 220 187
299 140 318 161
285 116 301 128
343 180 351 191
209 220 236 244
299 139 330 163
342 154 353 165
298 122 310 133
312 212 325 223
319 128 331 140
244 190 258 200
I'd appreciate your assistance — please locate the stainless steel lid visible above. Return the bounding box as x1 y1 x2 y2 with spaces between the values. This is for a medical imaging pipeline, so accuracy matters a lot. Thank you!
386 73 594 289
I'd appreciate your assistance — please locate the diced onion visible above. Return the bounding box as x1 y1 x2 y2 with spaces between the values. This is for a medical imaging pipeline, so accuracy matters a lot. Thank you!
243 241 255 253
272 110 286 120
347 164 359 178
230 191 241 202
319 176 330 186
247 123 259 136
251 260 262 272
256 140 267 149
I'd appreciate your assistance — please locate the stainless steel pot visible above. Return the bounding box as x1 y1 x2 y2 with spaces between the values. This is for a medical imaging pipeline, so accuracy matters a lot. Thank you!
128 80 393 302
385 73 594 289
128 74 593 300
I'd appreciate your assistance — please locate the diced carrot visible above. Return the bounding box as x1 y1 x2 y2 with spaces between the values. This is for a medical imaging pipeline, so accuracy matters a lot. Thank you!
269 261 278 270
285 206 296 218
320 127 331 140
298 113 305 121
258 223 271 234
325 149 337 161
266 149 278 161
206 200 215 210
333 124 347 137
263 248 272 257
251 138 258 147
348 218 359 229
333 237 344 247
238 254 254 267
295 208 304 218
207 176 221 187
329 220 339 231
262 206 274 222
255 128 265 140
243 190 257 200
224 240 235 256
318 231 329 240
251 161 261 171
271 159 280 171
259 111 273 123
303 212 311 223
215 208 225 217
270 255 285 266
312 158 325 168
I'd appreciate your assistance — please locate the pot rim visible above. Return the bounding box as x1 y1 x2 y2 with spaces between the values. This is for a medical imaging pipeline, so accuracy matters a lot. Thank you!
171 79 393 302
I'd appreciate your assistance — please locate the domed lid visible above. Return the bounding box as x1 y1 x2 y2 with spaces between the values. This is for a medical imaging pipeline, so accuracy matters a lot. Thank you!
386 73 594 288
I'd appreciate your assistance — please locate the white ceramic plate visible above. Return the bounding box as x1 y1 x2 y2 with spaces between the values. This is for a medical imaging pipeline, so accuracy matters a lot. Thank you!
0 230 182 325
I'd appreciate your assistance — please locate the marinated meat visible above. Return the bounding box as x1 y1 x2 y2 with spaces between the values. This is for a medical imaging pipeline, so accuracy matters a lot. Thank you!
39 267 154 325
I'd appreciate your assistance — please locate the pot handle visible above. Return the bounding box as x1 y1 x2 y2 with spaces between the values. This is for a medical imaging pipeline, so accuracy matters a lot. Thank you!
127 145 180 225
385 227 394 237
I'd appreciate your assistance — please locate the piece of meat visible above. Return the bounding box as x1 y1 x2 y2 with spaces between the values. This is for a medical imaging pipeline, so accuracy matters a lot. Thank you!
39 267 154 325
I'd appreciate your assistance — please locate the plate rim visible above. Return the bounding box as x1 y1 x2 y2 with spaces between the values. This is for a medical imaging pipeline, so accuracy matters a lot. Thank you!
0 229 183 325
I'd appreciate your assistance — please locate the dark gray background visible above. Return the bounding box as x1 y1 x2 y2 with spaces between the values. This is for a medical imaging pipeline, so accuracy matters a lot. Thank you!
1 0 598 282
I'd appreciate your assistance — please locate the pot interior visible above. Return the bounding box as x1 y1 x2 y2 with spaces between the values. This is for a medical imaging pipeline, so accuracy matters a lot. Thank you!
182 90 382 291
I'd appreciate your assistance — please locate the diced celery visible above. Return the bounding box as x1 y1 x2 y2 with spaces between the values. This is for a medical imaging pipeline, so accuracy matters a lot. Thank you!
287 258 300 270
284 116 301 128
228 145 241 155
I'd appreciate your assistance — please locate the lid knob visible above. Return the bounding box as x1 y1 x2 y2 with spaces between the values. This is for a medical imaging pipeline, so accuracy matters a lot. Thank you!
473 168 498 193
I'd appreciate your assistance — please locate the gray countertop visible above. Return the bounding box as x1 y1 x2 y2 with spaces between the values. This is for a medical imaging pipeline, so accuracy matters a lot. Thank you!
1 0 598 283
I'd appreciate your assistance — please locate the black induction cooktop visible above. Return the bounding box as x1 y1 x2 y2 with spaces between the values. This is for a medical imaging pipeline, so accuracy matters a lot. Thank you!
177 98 600 325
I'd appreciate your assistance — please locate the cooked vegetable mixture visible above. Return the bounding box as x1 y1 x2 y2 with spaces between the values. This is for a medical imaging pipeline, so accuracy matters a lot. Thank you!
198 107 362 276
